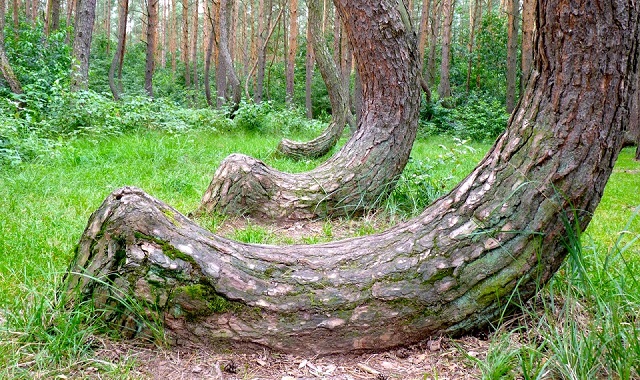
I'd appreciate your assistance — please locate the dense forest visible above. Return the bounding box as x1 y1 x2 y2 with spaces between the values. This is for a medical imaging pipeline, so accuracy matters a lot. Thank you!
0 0 530 166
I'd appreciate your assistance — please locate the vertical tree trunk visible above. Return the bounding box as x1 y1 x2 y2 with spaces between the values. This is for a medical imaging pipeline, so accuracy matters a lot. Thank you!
145 0 158 97
182 0 191 87
204 0 215 106
417 0 430 67
254 0 268 102
505 0 519 113
437 0 453 99
0 0 23 94
215 0 241 108
160 0 167 68
12 0 18 30
45 0 62 35
521 0 535 93
285 0 297 104
108 0 128 100
305 16 314 118
66 0 639 355
170 0 177 72
105 0 111 53
465 0 481 92
70 0 97 91
190 0 199 92
427 0 441 86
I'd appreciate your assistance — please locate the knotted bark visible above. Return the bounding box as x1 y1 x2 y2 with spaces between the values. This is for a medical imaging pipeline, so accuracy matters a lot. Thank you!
65 0 638 356
198 0 421 219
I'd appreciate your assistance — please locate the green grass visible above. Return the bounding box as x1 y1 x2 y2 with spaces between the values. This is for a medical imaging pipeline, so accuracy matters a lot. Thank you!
0 128 637 377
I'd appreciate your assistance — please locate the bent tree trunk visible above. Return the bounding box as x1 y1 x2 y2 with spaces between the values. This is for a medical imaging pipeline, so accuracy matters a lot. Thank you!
276 0 354 159
199 0 421 219
65 0 638 355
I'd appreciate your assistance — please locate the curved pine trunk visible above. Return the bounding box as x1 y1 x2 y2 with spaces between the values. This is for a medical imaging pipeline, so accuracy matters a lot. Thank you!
199 0 420 219
276 0 352 159
65 0 638 355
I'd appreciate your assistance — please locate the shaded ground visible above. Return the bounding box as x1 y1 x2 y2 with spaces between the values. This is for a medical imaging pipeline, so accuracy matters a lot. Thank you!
90 336 487 379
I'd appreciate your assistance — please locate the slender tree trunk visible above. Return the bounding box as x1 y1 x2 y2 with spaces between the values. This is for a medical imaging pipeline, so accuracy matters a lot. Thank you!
70 0 97 90
145 0 158 97
190 0 198 92
45 0 62 35
108 0 128 100
105 0 111 53
170 0 177 72
285 0 297 104
12 0 18 30
276 0 355 159
465 0 480 92
66 0 639 355
305 17 314 118
215 0 241 108
427 0 441 86
201 0 419 218
437 0 453 99
521 0 535 93
0 0 23 94
505 0 519 112
417 0 430 67
182 0 190 87
255 0 269 102
204 0 215 106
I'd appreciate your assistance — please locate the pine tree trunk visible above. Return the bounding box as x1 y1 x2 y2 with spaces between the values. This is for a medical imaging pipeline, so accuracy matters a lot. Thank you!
521 0 535 93
144 0 158 97
216 0 241 108
466 0 480 92
204 0 215 106
108 0 128 100
437 0 453 99
65 0 639 355
275 0 354 160
417 0 430 67
182 0 190 87
285 0 298 104
190 0 198 92
305 18 314 119
170 0 177 73
254 0 268 102
426 0 441 86
70 0 97 91
505 0 519 113
45 0 62 35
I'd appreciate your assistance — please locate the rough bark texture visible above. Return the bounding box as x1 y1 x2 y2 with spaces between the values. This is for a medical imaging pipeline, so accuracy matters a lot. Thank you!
66 0 638 356
70 0 97 91
437 0 453 99
521 0 535 93
199 0 420 219
181 0 190 88
144 0 158 97
108 0 128 100
505 0 519 113
276 0 353 159
216 0 241 108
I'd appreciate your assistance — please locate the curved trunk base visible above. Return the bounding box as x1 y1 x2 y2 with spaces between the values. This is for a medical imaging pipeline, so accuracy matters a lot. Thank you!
276 120 346 159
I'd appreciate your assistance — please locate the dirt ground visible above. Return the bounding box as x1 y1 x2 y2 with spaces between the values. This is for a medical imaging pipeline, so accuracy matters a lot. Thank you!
90 335 488 379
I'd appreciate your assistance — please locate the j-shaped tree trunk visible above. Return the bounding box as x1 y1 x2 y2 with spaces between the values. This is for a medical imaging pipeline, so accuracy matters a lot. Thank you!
276 0 355 159
200 0 420 219
65 0 638 355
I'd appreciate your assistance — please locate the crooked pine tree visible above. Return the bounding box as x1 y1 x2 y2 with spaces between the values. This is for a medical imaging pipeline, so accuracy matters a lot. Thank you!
65 0 638 355
197 0 420 219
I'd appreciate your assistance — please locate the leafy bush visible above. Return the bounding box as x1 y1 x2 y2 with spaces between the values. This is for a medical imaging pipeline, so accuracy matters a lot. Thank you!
420 92 509 141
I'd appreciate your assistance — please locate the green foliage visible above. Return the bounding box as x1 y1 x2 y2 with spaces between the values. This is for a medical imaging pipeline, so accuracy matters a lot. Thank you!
473 11 510 100
420 92 509 141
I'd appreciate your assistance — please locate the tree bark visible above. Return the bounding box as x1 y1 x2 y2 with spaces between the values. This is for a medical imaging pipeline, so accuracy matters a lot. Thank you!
285 0 298 104
275 0 354 160
204 0 215 106
417 0 430 67
426 0 441 86
45 0 62 35
216 0 241 108
437 0 453 99
521 0 535 93
108 0 128 100
254 0 270 103
190 0 199 92
305 17 314 119
70 0 97 91
505 0 519 113
181 0 190 87
144 0 158 97
0 0 22 94
465 0 481 92
65 0 638 355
